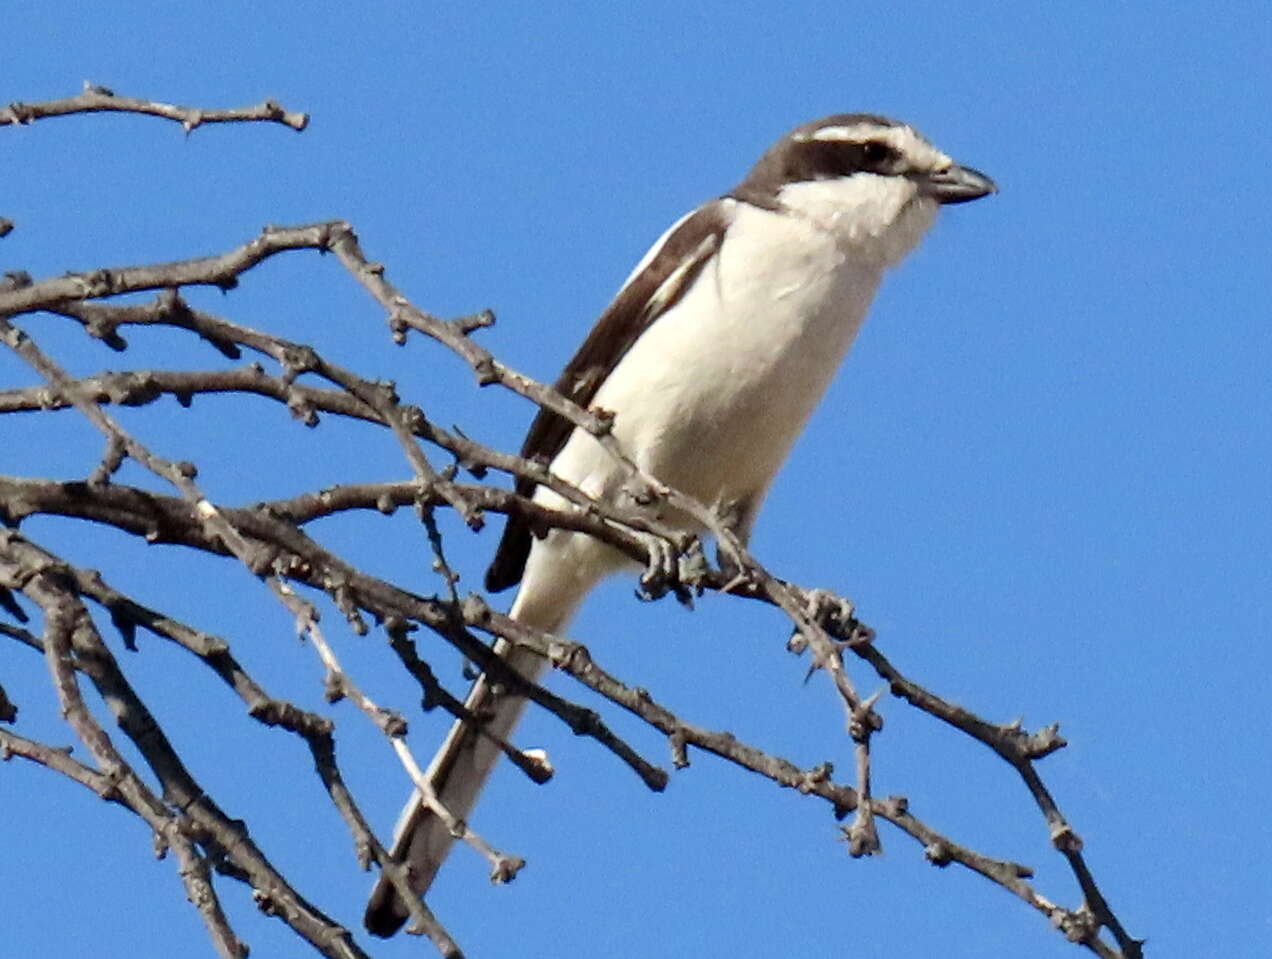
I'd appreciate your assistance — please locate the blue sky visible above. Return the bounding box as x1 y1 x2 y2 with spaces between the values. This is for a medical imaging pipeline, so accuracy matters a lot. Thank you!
3 2 1269 957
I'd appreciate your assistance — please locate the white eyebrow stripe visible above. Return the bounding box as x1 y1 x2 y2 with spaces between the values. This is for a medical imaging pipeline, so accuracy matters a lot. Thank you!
800 123 881 142
794 123 953 173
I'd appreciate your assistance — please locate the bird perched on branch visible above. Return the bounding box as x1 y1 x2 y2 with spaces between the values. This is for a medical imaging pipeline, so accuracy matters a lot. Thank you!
366 112 995 936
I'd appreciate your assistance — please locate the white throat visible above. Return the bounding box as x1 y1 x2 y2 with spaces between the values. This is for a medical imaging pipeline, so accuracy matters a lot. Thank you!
775 174 939 268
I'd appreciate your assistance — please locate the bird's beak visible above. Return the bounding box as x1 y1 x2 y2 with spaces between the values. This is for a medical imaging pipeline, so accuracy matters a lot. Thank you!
918 164 997 205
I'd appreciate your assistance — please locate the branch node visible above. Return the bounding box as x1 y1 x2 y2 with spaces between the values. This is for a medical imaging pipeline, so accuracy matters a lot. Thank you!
490 855 525 884
322 672 345 703
472 356 498 386
379 709 408 738
1049 822 1083 854
1051 904 1099 944
455 309 496 335
521 748 554 783
843 816 881 858
924 839 954 867
799 762 833 793
849 690 884 741
251 888 280 917
1021 721 1067 759
3 270 33 291
669 727 689 768
387 310 409 344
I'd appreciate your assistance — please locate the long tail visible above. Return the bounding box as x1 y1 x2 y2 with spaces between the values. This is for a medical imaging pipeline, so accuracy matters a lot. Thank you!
363 543 599 938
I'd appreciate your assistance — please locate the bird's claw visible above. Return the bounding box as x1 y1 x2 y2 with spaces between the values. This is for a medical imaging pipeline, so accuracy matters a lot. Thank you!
635 533 702 609
635 533 679 602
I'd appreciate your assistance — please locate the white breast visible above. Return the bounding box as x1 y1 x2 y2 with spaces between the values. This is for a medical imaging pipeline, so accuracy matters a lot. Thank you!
543 182 935 529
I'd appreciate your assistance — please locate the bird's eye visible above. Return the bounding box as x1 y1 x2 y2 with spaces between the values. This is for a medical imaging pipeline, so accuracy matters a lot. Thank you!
861 141 893 168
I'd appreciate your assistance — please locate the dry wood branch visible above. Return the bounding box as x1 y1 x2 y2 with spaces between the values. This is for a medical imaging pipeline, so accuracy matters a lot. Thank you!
0 218 1139 957
469 601 1117 949
1 82 307 133
0 471 1133 955
30 544 462 954
3 543 250 958
304 724 463 954
303 601 522 882
0 475 670 792
0 726 120 797
2 280 686 554
3 301 472 952
326 231 617 445
384 620 553 784
0 530 381 959
0 677 16 722
0 222 340 316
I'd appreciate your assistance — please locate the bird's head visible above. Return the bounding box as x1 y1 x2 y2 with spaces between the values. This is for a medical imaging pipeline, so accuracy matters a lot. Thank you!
733 113 996 265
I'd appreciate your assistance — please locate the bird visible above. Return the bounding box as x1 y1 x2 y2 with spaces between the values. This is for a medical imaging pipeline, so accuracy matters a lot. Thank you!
365 112 995 936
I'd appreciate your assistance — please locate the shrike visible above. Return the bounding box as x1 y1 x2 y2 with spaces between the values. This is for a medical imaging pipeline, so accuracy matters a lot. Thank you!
366 113 995 936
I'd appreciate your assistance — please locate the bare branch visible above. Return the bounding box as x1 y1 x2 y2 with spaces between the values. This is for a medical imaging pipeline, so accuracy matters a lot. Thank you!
0 475 671 791
0 530 376 959
0 207 1140 957
1 82 307 133
0 727 119 799
4 546 252 958
0 470 1135 954
0 222 340 317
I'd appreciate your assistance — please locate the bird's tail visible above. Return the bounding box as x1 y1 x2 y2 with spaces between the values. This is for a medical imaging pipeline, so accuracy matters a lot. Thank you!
363 578 582 938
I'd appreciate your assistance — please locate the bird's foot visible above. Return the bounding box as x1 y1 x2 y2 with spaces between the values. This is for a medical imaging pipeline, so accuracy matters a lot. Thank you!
635 532 701 609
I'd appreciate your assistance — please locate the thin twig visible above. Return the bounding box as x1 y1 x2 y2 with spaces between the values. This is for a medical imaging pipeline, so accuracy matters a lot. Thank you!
1 82 306 132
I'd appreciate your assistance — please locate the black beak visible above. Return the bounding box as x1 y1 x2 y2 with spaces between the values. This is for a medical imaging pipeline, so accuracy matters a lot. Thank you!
918 164 997 205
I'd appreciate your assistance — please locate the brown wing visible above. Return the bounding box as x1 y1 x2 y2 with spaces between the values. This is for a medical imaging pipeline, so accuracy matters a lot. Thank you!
485 200 731 591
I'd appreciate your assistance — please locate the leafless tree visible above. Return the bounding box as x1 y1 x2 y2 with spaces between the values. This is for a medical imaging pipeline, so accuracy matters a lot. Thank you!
0 86 1141 959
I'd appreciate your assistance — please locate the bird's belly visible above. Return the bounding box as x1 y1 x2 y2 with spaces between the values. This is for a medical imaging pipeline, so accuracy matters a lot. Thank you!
555 221 881 522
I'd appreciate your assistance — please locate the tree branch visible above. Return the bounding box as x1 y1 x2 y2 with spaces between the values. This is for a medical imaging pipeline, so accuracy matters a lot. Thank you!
1 82 307 133
0 208 1140 956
